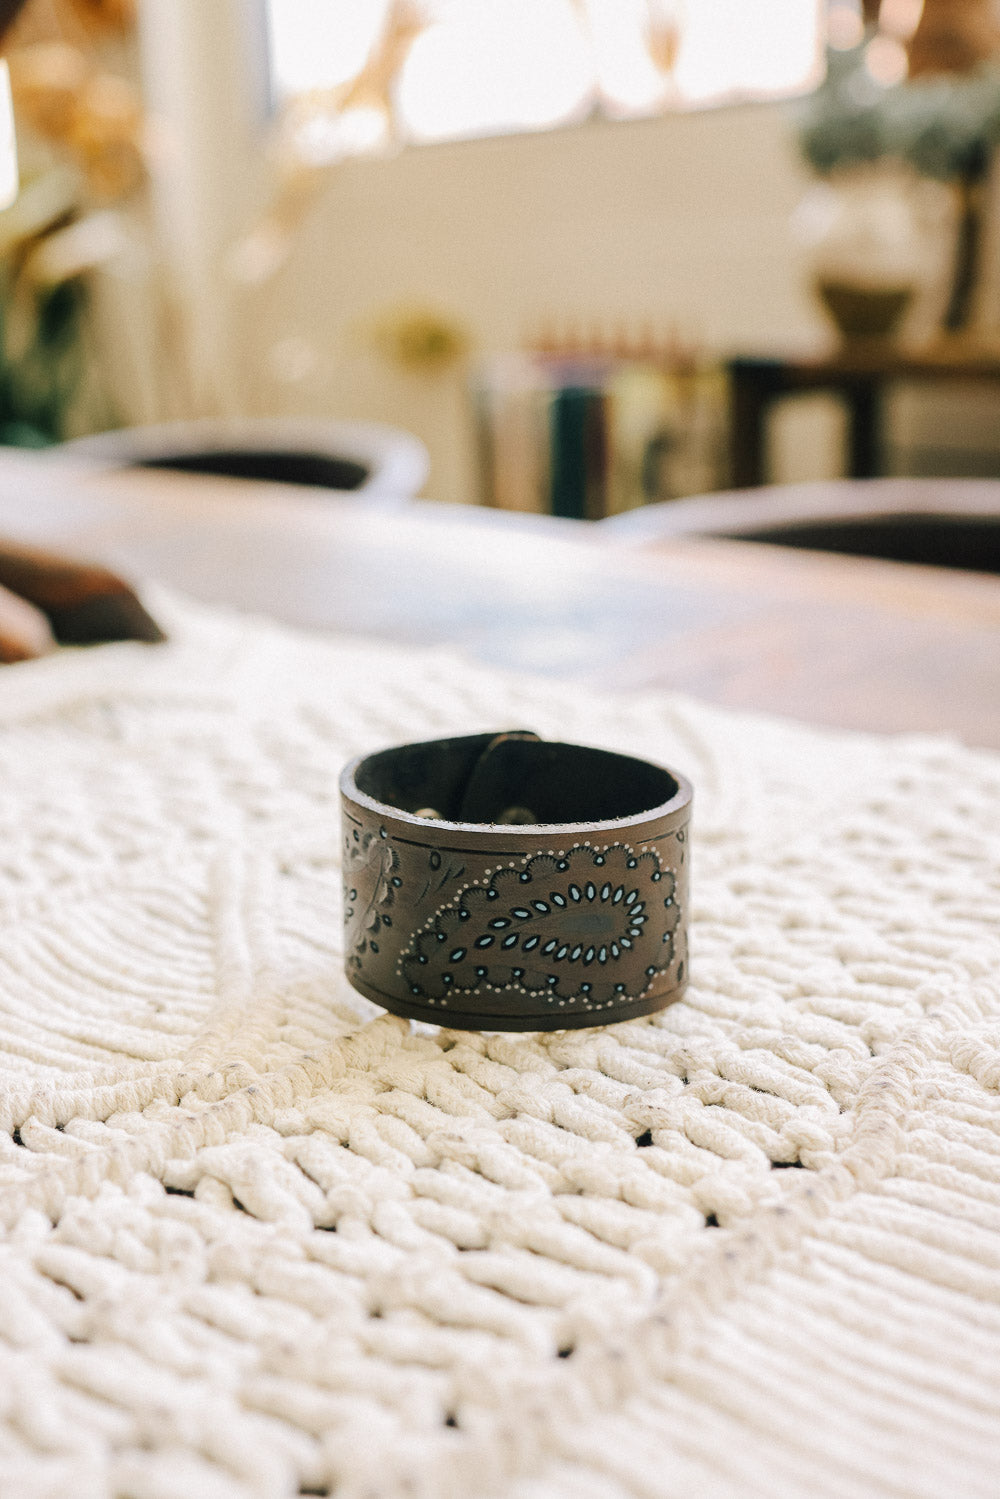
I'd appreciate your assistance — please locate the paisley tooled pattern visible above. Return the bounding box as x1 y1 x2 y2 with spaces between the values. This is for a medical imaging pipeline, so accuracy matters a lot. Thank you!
342 823 400 976
399 841 681 1015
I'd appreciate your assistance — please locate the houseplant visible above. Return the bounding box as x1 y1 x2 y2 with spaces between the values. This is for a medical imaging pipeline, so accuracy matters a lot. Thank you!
0 0 143 443
795 9 1000 337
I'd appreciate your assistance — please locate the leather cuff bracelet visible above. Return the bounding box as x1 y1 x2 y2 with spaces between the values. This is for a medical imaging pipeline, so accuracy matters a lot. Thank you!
339 731 691 1031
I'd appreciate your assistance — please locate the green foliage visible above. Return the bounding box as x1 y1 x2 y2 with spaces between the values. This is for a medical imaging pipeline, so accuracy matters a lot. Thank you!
797 44 1000 181
0 274 87 447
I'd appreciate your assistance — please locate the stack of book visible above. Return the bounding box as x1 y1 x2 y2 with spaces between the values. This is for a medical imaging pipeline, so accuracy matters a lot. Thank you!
473 342 726 518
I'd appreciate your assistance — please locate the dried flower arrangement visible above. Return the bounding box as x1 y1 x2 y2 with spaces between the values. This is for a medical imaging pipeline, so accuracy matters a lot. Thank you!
795 0 1000 333
0 0 143 443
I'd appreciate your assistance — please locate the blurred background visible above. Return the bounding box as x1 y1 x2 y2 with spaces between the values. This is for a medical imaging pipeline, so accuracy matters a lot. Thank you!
2 0 1000 512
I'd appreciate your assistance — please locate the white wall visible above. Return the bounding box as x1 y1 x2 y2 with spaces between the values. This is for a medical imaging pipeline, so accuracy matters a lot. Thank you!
134 2 999 505
136 0 269 416
246 102 826 502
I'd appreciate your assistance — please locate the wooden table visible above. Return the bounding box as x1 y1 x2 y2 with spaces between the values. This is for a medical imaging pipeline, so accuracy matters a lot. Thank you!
0 453 998 750
728 341 1000 487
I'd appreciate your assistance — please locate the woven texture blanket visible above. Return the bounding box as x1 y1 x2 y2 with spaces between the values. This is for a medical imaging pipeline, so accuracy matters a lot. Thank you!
1 590 999 1499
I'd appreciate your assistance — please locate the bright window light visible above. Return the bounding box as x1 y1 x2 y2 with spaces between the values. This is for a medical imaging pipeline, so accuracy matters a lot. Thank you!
265 0 825 145
586 0 673 117
398 0 593 141
0 62 18 211
672 0 823 103
266 0 392 97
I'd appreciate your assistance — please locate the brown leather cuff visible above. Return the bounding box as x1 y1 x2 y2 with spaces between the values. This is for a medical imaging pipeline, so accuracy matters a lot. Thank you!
340 731 692 1031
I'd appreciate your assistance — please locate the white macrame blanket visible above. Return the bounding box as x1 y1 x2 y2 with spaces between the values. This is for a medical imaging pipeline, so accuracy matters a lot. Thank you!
1 590 999 1499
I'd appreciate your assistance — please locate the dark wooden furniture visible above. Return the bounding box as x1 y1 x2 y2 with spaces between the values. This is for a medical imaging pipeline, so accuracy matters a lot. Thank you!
728 342 1000 488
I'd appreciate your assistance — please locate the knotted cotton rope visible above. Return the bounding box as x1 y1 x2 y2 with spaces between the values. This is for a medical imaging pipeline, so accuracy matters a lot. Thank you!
1 589 998 1499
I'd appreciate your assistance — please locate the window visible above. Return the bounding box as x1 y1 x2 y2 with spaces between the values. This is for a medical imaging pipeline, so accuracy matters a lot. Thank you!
265 0 825 155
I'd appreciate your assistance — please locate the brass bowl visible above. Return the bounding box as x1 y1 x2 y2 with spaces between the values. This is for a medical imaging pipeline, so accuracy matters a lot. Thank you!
816 279 914 340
